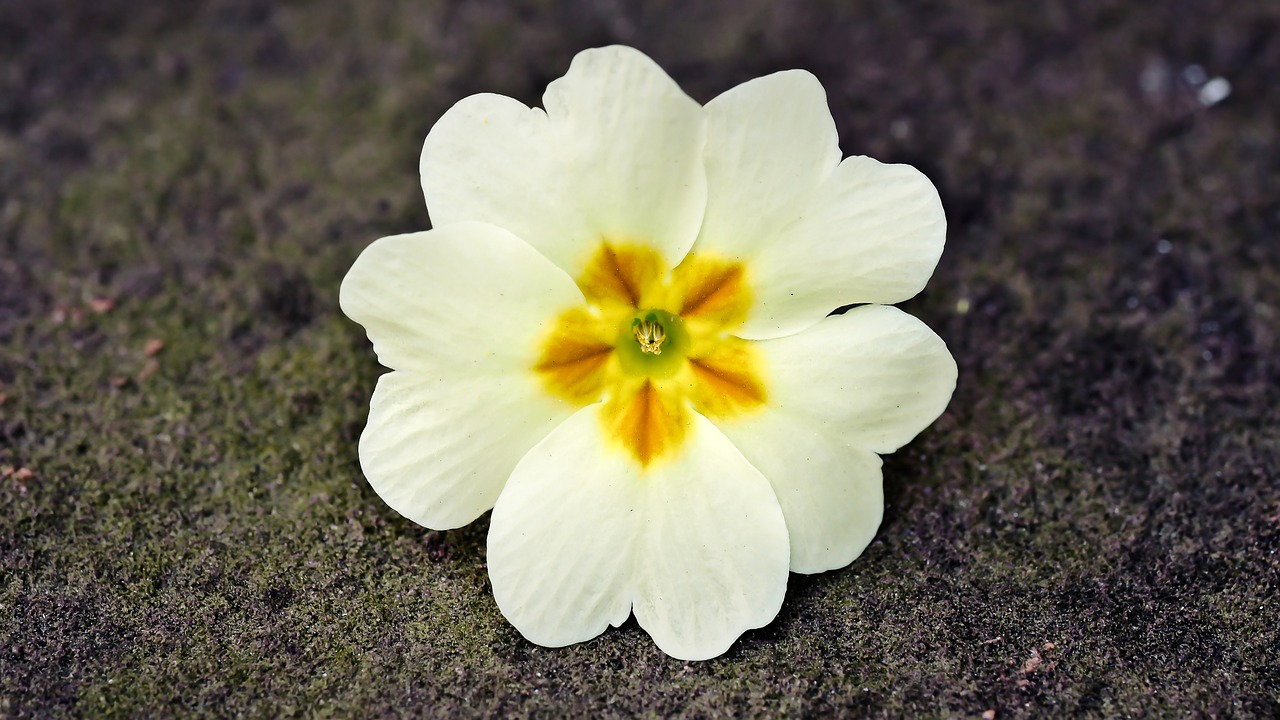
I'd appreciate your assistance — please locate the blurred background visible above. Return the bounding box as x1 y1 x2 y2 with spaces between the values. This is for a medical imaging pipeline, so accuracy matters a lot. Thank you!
2 0 1277 716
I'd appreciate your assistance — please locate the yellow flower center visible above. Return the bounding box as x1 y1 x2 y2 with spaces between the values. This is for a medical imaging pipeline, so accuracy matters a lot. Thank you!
533 242 767 468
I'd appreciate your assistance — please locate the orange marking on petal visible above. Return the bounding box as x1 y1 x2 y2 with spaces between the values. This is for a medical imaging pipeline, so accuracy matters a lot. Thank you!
536 242 766 462
534 308 615 404
672 254 751 327
687 339 767 420
601 379 688 467
577 243 664 309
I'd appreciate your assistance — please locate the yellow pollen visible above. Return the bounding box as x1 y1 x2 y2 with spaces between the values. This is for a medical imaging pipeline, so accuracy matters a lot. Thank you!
632 315 667 355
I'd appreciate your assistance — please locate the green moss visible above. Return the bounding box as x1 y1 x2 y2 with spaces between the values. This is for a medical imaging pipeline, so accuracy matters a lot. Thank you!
3 0 1278 717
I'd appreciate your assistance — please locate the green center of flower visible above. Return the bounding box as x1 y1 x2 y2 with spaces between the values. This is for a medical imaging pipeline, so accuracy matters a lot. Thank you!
616 309 688 378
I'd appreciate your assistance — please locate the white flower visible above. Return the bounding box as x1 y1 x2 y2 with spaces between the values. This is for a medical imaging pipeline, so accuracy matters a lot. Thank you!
340 46 957 661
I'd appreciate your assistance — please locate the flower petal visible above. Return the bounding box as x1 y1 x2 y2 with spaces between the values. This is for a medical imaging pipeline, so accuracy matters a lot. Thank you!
713 305 955 573
339 222 583 373
714 412 885 574
340 222 585 529
422 46 707 275
696 70 841 267
488 405 789 660
695 70 944 339
755 304 956 453
743 157 945 339
629 411 790 660
359 371 570 530
486 407 640 649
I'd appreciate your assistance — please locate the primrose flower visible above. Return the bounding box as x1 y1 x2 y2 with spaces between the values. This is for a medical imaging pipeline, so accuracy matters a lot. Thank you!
340 46 957 661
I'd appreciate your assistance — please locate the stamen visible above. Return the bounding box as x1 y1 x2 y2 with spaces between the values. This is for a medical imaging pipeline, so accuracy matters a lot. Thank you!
631 314 667 355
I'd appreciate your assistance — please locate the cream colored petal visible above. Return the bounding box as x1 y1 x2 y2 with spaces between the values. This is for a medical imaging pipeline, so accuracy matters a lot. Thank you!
487 406 640 649
714 412 885 574
487 406 789 660
630 411 790 660
696 70 841 265
710 305 954 573
740 157 946 339
422 46 707 275
339 222 583 374
359 371 571 530
751 304 957 454
692 68 943 339
340 222 584 529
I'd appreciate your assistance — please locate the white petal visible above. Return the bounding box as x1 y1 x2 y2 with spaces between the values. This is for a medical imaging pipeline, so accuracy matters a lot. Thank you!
359 371 570 530
696 70 841 266
487 407 640 649
488 405 789 660
714 412 884 574
422 46 707 274
693 70 944 339
753 305 957 454
713 305 955 573
339 222 583 374
340 222 584 529
741 157 946 339
630 412 790 660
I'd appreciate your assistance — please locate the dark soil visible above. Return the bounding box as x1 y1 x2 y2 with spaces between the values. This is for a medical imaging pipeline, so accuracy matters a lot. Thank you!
2 0 1278 716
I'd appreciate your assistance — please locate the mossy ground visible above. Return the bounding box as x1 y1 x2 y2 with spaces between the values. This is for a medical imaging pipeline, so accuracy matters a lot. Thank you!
2 0 1278 716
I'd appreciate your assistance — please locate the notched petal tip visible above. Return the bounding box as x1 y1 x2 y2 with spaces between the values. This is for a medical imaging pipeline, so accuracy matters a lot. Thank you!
489 406 789 661
422 45 707 277
734 155 949 340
